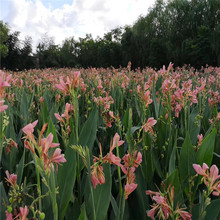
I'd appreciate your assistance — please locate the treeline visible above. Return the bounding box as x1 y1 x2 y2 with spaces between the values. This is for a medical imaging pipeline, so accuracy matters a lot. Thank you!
1 0 220 70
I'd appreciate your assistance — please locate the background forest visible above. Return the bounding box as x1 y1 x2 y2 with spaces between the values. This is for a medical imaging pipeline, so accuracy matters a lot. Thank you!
1 0 220 70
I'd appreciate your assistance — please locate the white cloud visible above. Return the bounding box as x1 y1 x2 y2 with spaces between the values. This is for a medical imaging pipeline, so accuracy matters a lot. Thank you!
2 0 155 50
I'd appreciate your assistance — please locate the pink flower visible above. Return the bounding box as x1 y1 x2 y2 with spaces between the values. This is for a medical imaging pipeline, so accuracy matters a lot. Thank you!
55 76 69 93
197 134 203 146
22 120 38 142
176 208 192 220
54 113 64 123
39 96 44 104
91 165 105 188
193 163 220 196
0 100 8 113
105 152 121 167
147 205 158 219
193 163 209 176
41 133 60 155
110 133 124 152
143 117 157 134
0 71 11 97
143 90 152 108
61 103 73 121
210 165 220 185
19 206 29 220
5 211 12 220
50 148 66 170
125 183 137 199
5 170 17 187
97 79 103 90
133 151 142 167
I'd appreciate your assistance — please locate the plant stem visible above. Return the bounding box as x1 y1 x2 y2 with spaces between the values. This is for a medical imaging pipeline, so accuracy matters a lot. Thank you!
35 159 42 212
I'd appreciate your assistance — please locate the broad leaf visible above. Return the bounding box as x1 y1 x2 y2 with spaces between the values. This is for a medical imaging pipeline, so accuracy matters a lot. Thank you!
196 128 216 166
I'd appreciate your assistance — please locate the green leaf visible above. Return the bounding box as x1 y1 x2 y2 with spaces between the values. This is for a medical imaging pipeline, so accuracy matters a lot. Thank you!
57 145 77 220
179 132 197 182
196 128 216 166
168 141 177 175
0 181 8 220
152 149 163 178
192 199 220 220
78 203 88 220
20 89 28 125
93 164 111 220
16 148 25 185
110 195 118 217
152 78 159 119
46 118 59 143
141 149 154 185
165 169 184 206
85 163 112 220
40 101 49 124
78 106 98 150
188 108 200 145
127 167 149 220
204 199 220 220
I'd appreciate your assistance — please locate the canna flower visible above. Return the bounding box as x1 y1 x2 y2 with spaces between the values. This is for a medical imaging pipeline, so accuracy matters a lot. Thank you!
5 170 17 187
61 103 73 122
193 163 209 176
143 90 152 108
120 151 142 199
193 163 220 196
175 208 192 220
146 186 191 220
41 133 60 155
19 206 29 220
6 139 18 154
55 76 69 94
197 134 203 146
22 120 38 143
125 183 137 199
49 148 66 171
5 211 12 220
143 117 157 134
104 152 121 167
0 71 11 97
54 112 64 123
146 192 171 219
110 133 124 152
97 79 103 90
91 164 105 188
0 99 8 113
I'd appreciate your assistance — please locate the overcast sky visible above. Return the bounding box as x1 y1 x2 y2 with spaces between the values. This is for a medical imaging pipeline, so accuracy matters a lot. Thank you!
0 0 155 49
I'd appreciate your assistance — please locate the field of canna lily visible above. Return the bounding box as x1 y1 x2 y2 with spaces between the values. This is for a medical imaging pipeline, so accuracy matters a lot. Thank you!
0 63 220 220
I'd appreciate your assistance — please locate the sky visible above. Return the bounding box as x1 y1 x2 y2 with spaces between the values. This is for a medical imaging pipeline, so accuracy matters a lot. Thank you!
0 0 155 50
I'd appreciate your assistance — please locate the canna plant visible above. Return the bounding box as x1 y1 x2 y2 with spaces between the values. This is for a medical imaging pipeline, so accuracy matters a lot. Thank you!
0 65 219 219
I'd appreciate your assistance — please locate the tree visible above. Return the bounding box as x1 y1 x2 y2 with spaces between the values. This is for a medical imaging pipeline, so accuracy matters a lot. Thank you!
0 21 9 60
59 37 77 67
36 34 60 68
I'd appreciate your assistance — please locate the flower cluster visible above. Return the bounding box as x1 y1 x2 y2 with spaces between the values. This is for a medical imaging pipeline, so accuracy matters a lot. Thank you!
90 133 142 200
0 71 11 113
146 185 192 220
120 151 142 199
22 121 66 172
55 71 81 95
143 117 157 135
55 102 74 134
5 171 30 220
193 163 220 196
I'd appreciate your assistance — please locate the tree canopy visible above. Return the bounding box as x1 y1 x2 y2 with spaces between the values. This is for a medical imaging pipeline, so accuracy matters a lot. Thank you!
1 0 220 70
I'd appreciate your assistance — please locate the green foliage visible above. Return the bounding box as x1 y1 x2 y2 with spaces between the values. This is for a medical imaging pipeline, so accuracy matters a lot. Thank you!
0 20 9 58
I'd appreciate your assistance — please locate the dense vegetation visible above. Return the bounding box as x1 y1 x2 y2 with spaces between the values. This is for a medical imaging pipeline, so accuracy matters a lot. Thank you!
1 0 220 70
0 65 220 219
